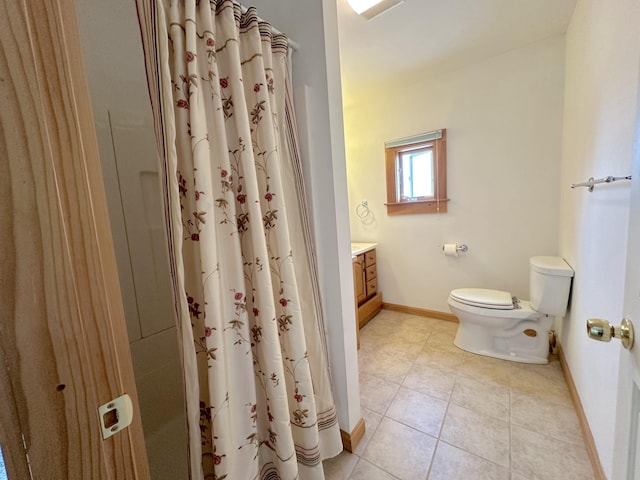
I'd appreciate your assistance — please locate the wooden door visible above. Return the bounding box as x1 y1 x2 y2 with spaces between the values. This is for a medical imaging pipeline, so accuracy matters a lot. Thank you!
0 1 150 478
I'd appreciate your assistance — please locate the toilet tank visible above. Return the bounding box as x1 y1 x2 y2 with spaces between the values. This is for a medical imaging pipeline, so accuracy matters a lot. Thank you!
529 256 574 316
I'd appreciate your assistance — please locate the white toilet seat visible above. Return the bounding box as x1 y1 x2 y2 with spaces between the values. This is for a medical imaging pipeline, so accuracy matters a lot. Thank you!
449 288 514 310
448 295 536 320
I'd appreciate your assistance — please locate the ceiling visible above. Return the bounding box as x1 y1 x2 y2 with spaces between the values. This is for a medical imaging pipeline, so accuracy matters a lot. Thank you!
336 0 577 94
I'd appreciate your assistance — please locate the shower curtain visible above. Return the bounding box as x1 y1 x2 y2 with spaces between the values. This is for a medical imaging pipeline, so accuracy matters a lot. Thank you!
134 1 343 478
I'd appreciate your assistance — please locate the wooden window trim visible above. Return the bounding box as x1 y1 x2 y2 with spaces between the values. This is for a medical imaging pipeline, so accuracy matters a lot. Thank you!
385 129 447 215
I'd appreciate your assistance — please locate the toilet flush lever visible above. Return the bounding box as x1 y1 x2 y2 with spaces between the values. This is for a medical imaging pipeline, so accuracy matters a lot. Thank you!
586 318 634 349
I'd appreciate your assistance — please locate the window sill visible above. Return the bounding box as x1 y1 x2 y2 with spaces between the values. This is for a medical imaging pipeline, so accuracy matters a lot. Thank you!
385 199 449 215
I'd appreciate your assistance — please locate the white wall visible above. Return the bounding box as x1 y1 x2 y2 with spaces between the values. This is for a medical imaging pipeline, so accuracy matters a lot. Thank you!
244 0 362 433
558 0 640 475
345 36 566 312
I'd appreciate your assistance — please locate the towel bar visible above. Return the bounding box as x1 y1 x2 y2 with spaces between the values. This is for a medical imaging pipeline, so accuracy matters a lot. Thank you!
570 175 632 192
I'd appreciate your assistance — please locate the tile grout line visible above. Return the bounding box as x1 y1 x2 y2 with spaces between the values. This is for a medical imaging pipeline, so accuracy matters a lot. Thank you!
425 439 441 480
351 312 594 480
509 374 514 477
355 320 423 477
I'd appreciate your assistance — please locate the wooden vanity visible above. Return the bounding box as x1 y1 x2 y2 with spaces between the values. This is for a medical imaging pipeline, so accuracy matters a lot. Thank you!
352 243 383 340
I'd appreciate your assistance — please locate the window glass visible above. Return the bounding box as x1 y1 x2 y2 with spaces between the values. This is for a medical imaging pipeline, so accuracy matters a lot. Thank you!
1 445 7 480
399 148 434 199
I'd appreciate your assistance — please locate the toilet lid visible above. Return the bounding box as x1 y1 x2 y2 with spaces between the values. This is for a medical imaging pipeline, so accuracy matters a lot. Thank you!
450 288 514 310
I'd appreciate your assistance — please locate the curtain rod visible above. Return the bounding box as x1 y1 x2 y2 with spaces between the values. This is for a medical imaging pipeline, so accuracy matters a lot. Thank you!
239 4 300 51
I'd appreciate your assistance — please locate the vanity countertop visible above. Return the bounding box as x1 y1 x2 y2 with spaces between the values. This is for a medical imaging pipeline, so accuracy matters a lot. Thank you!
351 242 378 257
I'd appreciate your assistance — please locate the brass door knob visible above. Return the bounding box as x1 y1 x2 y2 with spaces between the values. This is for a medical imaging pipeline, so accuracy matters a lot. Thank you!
586 318 634 349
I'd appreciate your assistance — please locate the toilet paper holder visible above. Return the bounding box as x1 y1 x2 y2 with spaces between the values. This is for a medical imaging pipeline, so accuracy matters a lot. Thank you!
442 244 468 253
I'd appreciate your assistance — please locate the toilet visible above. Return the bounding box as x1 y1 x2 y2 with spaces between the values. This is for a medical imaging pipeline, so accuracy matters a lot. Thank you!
448 256 574 364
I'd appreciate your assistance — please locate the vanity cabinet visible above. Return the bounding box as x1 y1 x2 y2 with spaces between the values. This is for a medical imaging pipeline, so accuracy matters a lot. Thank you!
353 254 367 304
364 250 377 298
352 245 383 334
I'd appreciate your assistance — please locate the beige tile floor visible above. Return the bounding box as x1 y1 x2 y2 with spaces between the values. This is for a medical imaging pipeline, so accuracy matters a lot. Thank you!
323 309 596 480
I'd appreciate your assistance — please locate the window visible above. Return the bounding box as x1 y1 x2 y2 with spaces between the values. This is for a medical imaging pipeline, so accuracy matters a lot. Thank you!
385 129 447 215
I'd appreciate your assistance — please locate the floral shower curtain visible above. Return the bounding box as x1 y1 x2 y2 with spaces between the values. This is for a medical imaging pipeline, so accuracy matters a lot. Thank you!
135 1 343 478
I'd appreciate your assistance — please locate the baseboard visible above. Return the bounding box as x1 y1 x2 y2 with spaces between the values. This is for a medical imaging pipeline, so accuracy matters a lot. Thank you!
557 343 606 480
340 417 366 453
381 302 458 323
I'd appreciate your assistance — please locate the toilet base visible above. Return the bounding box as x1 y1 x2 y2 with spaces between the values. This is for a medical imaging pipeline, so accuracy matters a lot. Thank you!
453 319 551 365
